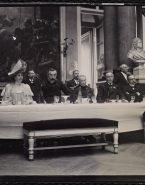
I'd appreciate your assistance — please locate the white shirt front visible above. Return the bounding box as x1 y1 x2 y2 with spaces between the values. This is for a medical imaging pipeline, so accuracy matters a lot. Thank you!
121 72 127 81
29 78 34 83
74 79 79 85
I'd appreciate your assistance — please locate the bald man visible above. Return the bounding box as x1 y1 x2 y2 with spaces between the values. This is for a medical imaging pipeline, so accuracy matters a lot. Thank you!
97 72 126 103
113 64 129 91
70 75 94 103
122 75 143 102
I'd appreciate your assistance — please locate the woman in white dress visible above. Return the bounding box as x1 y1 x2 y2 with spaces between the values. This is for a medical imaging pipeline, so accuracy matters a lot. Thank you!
1 59 36 105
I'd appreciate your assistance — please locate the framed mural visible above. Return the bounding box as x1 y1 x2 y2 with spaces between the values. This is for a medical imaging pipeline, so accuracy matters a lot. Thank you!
0 6 60 88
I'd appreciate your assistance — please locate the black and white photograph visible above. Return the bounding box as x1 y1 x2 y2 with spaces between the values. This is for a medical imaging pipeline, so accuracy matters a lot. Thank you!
0 3 145 182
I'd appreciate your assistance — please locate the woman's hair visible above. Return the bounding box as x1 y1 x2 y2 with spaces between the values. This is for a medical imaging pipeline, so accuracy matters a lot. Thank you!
131 38 141 50
10 71 24 82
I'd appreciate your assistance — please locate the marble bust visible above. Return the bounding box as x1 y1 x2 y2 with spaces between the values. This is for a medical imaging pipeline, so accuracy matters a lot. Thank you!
127 38 145 69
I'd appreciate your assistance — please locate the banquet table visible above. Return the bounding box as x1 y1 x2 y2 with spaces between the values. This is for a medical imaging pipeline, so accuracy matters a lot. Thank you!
0 103 145 139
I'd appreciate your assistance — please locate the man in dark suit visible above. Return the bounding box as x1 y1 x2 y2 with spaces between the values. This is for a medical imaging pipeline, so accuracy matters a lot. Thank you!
67 70 79 90
70 75 94 103
23 69 42 103
97 72 126 103
123 75 143 102
41 68 70 104
113 64 129 90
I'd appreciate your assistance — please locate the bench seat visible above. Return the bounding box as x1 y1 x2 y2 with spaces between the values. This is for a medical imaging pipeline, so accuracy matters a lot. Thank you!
23 119 118 161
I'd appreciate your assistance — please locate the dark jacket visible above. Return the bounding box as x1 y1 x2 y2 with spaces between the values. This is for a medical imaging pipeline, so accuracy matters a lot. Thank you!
123 84 143 102
41 79 70 103
67 79 78 88
70 85 94 103
113 72 128 91
97 82 125 103
23 77 42 103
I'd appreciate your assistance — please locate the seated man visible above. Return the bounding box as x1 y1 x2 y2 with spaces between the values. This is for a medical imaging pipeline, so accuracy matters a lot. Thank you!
113 64 129 91
67 70 79 90
41 68 70 103
97 72 126 103
70 75 94 103
23 69 42 103
123 75 143 102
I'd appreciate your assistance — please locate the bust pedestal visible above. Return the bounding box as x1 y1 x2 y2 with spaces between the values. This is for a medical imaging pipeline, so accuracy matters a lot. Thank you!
133 60 145 83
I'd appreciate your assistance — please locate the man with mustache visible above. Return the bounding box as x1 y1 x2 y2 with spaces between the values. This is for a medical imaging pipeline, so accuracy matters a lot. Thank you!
122 75 143 102
113 64 129 92
67 70 79 90
97 72 126 103
70 75 94 103
23 69 42 103
41 68 70 103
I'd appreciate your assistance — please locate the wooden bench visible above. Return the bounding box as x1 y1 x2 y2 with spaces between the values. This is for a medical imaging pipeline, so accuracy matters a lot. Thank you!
23 119 118 161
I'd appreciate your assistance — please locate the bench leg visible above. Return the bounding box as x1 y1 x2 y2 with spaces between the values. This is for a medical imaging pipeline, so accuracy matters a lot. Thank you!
143 122 145 143
101 133 106 150
23 134 27 155
28 136 34 161
113 130 118 154
101 133 106 141
34 138 36 155
102 145 105 150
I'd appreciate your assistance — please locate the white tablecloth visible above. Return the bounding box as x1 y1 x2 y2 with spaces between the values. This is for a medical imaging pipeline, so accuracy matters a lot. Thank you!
0 103 144 138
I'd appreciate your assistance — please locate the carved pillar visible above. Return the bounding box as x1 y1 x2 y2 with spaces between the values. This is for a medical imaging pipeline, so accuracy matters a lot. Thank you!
117 6 136 68
104 6 118 71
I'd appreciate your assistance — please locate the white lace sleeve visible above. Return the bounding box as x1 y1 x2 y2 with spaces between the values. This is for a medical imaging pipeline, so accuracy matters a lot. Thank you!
1 84 12 105
22 84 34 96
22 84 36 105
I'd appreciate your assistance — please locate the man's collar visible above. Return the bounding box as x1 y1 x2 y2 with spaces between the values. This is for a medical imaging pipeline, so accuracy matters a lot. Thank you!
47 79 57 85
121 72 127 75
29 78 34 82
74 78 79 82
129 84 135 87
106 82 113 86
74 79 79 84
79 85 87 88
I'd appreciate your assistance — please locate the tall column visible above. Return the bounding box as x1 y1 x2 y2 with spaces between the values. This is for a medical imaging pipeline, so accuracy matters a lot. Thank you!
117 6 136 68
137 6 143 43
65 6 80 80
104 6 118 71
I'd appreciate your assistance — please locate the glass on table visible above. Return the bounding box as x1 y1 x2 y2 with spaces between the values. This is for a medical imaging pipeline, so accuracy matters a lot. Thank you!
87 95 91 104
143 95 145 103
1 100 7 106
130 96 135 103
54 96 59 104
66 97 70 104
62 96 69 104
82 98 88 104
91 96 96 104
106 98 110 103
116 95 119 102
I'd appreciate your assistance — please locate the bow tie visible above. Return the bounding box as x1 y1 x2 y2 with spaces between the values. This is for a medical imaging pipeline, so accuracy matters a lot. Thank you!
130 84 135 88
29 79 34 83
108 83 113 86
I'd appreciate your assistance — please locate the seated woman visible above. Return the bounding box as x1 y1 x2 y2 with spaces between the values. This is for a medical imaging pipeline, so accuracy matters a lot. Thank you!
1 59 36 105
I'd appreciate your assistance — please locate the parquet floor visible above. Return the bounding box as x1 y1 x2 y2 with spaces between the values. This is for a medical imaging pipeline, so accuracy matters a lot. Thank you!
0 130 145 175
